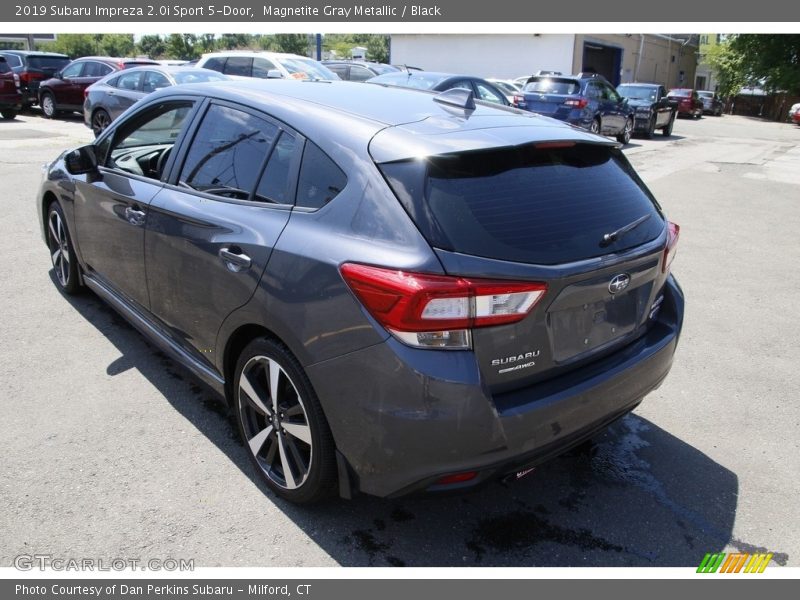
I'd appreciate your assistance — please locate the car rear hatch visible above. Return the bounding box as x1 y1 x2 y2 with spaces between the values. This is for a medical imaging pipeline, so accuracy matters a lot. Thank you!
22 55 70 91
369 119 675 395
516 77 582 117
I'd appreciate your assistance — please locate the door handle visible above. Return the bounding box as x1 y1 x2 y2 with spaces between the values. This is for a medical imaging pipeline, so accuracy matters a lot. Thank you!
124 206 146 226
219 246 252 272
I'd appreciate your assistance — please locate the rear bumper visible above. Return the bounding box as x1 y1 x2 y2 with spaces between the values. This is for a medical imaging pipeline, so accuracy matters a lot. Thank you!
308 275 684 498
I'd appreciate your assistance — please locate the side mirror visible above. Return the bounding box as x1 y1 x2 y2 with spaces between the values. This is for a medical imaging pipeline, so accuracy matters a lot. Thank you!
65 145 98 175
266 69 284 79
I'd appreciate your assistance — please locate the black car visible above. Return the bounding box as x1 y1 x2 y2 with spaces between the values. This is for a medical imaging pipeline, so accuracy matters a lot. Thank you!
366 71 510 105
0 50 71 109
514 73 635 144
37 80 682 503
616 83 677 138
321 60 398 81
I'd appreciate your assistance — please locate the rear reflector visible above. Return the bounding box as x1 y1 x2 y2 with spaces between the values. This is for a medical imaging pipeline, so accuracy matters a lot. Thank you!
340 263 547 349
435 471 478 485
662 221 680 273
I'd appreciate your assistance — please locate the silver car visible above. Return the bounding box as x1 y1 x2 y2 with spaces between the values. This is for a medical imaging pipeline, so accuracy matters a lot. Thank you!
83 65 228 136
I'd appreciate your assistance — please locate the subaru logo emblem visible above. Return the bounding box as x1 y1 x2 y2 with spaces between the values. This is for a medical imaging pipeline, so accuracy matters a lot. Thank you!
608 274 631 294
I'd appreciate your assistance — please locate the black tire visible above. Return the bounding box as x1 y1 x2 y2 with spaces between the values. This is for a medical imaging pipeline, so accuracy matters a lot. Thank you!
616 117 633 145
662 112 675 137
0 109 17 120
589 118 601 135
644 115 656 139
40 91 57 119
234 337 337 504
46 202 82 295
91 108 111 137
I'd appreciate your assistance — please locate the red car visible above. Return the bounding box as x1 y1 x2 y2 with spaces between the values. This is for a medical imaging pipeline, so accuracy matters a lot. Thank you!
0 56 22 120
789 103 800 125
38 56 158 119
667 88 704 119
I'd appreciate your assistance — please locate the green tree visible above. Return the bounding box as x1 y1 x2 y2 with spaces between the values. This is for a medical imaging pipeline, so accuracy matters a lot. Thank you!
704 39 746 98
272 34 310 56
36 34 96 58
728 34 800 94
166 34 199 60
99 34 135 57
137 35 167 59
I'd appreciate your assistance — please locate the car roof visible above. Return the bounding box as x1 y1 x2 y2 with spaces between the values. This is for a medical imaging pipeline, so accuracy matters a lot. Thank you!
201 51 310 59
144 79 615 163
0 50 70 58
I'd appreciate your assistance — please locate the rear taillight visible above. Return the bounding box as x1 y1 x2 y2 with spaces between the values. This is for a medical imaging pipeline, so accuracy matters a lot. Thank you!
13 73 20 89
564 96 589 109
19 72 43 84
662 221 680 273
84 88 90 98
512 93 526 108
340 263 547 349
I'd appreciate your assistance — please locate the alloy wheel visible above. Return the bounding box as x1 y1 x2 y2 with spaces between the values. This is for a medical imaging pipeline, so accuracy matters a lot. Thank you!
238 355 313 490
41 93 55 118
48 209 71 288
92 110 111 137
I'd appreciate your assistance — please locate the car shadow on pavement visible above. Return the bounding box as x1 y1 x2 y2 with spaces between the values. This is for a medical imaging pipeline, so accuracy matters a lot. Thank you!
53 274 787 568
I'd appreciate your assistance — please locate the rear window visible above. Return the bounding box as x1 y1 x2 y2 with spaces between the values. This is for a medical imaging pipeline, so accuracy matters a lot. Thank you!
524 78 580 95
668 89 691 97
379 143 664 265
27 56 70 70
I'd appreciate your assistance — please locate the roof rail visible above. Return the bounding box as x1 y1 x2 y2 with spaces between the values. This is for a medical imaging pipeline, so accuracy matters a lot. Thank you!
433 88 476 110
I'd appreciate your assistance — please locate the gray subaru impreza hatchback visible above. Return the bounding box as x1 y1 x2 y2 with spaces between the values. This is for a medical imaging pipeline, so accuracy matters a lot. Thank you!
37 80 683 503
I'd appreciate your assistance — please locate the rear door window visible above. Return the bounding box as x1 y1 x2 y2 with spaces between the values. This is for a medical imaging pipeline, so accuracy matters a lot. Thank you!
178 103 278 199
254 132 298 204
2 54 22 68
224 56 252 77
348 65 374 82
202 57 227 72
83 62 113 78
379 143 663 265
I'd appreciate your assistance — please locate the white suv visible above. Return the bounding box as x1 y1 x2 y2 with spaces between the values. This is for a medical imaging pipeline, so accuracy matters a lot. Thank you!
195 51 339 81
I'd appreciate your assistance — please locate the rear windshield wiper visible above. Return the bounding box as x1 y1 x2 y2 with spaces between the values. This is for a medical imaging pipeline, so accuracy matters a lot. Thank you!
600 214 651 247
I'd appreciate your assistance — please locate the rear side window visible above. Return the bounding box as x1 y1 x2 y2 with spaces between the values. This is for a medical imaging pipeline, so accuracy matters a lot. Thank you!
524 78 580 95
2 54 22 68
0 58 10 74
28 56 70 70
380 144 664 265
295 142 347 209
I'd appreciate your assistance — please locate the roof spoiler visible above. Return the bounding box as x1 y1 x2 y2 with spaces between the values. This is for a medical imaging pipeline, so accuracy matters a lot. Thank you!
433 88 476 111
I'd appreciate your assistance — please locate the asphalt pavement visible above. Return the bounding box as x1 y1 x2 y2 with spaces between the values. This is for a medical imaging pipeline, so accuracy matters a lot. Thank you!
1 110 798 568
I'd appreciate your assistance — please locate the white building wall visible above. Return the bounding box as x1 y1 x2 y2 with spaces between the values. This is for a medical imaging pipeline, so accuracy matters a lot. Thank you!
389 34 576 80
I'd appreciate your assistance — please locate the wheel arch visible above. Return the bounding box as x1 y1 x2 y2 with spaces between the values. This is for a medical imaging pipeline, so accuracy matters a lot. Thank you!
221 323 282 406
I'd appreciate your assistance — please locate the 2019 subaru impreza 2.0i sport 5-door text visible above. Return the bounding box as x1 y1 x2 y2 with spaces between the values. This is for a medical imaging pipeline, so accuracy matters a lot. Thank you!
37 80 683 504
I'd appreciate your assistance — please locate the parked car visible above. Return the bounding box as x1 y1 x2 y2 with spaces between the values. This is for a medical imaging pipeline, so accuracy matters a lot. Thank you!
616 83 677 138
514 73 635 144
322 60 398 81
367 71 510 105
0 56 22 119
38 56 159 119
37 80 683 503
667 88 704 119
697 90 723 116
83 66 228 136
487 78 522 102
790 102 800 125
0 50 70 109
196 51 339 81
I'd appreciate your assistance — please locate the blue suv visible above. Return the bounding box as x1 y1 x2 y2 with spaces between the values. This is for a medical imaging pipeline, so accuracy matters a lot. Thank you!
513 73 635 144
